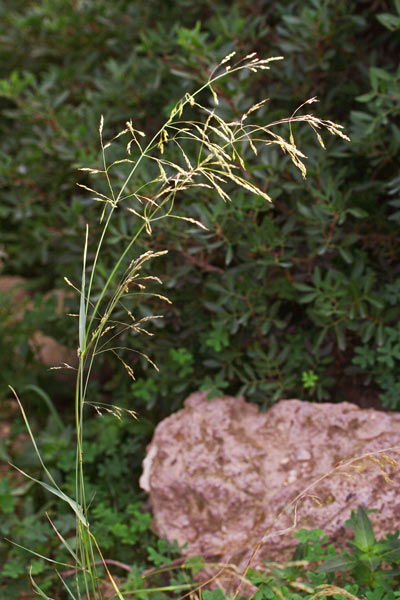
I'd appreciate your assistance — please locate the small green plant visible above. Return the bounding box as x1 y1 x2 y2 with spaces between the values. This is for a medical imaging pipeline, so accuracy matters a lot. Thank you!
317 506 400 592
301 370 318 389
246 508 400 600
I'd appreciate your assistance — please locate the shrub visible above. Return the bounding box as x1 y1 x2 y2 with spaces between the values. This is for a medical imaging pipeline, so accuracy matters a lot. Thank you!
1 0 400 596
1 1 400 412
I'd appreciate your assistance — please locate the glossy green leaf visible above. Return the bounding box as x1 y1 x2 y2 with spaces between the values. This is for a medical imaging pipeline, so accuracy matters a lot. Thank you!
352 506 376 551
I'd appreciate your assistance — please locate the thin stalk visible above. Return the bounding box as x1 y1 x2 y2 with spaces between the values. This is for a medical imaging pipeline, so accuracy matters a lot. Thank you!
65 53 348 600
82 58 271 347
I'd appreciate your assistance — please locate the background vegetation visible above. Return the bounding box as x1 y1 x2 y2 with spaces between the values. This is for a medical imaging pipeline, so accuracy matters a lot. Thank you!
1 0 399 597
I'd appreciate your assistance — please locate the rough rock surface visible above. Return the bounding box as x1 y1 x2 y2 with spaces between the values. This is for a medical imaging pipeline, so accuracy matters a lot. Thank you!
141 392 400 577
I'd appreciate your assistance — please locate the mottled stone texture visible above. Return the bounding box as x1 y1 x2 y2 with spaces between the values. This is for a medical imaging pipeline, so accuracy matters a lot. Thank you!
141 392 400 574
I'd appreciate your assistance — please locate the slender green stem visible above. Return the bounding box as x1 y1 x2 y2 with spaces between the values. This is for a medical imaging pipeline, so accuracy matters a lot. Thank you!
66 54 346 600
82 60 261 350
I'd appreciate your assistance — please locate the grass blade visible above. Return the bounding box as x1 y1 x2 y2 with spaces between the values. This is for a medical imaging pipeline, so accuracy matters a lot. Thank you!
9 463 88 527
46 513 82 565
56 571 78 600
22 384 64 431
29 567 56 599
5 539 75 569
8 387 88 527
79 223 89 355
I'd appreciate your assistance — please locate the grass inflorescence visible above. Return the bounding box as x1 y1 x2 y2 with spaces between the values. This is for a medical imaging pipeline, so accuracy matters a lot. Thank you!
12 53 351 599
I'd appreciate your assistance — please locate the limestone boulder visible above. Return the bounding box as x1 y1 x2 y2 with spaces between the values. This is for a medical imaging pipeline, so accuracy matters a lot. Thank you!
140 392 400 575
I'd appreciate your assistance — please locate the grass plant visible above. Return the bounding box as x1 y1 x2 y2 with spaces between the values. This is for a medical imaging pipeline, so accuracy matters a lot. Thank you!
10 53 351 599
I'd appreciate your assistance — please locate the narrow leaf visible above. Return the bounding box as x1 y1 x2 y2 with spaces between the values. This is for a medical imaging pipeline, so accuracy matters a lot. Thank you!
316 554 356 573
10 464 88 527
5 539 75 569
46 513 82 564
29 574 54 600
56 572 77 600
79 224 89 355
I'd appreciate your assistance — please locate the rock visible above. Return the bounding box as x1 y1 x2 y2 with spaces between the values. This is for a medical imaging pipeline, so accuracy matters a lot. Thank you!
0 276 77 369
0 276 30 321
140 392 400 587
0 275 28 298
30 331 77 369
31 288 77 368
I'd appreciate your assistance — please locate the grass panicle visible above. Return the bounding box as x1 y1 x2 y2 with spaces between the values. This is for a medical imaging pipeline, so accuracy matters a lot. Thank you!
11 54 351 599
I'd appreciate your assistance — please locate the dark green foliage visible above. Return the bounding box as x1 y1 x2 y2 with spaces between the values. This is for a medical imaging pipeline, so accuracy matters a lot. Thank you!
0 404 159 597
0 285 75 399
1 0 400 596
1 0 399 412
0 0 399 411
316 507 400 593
246 509 400 599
